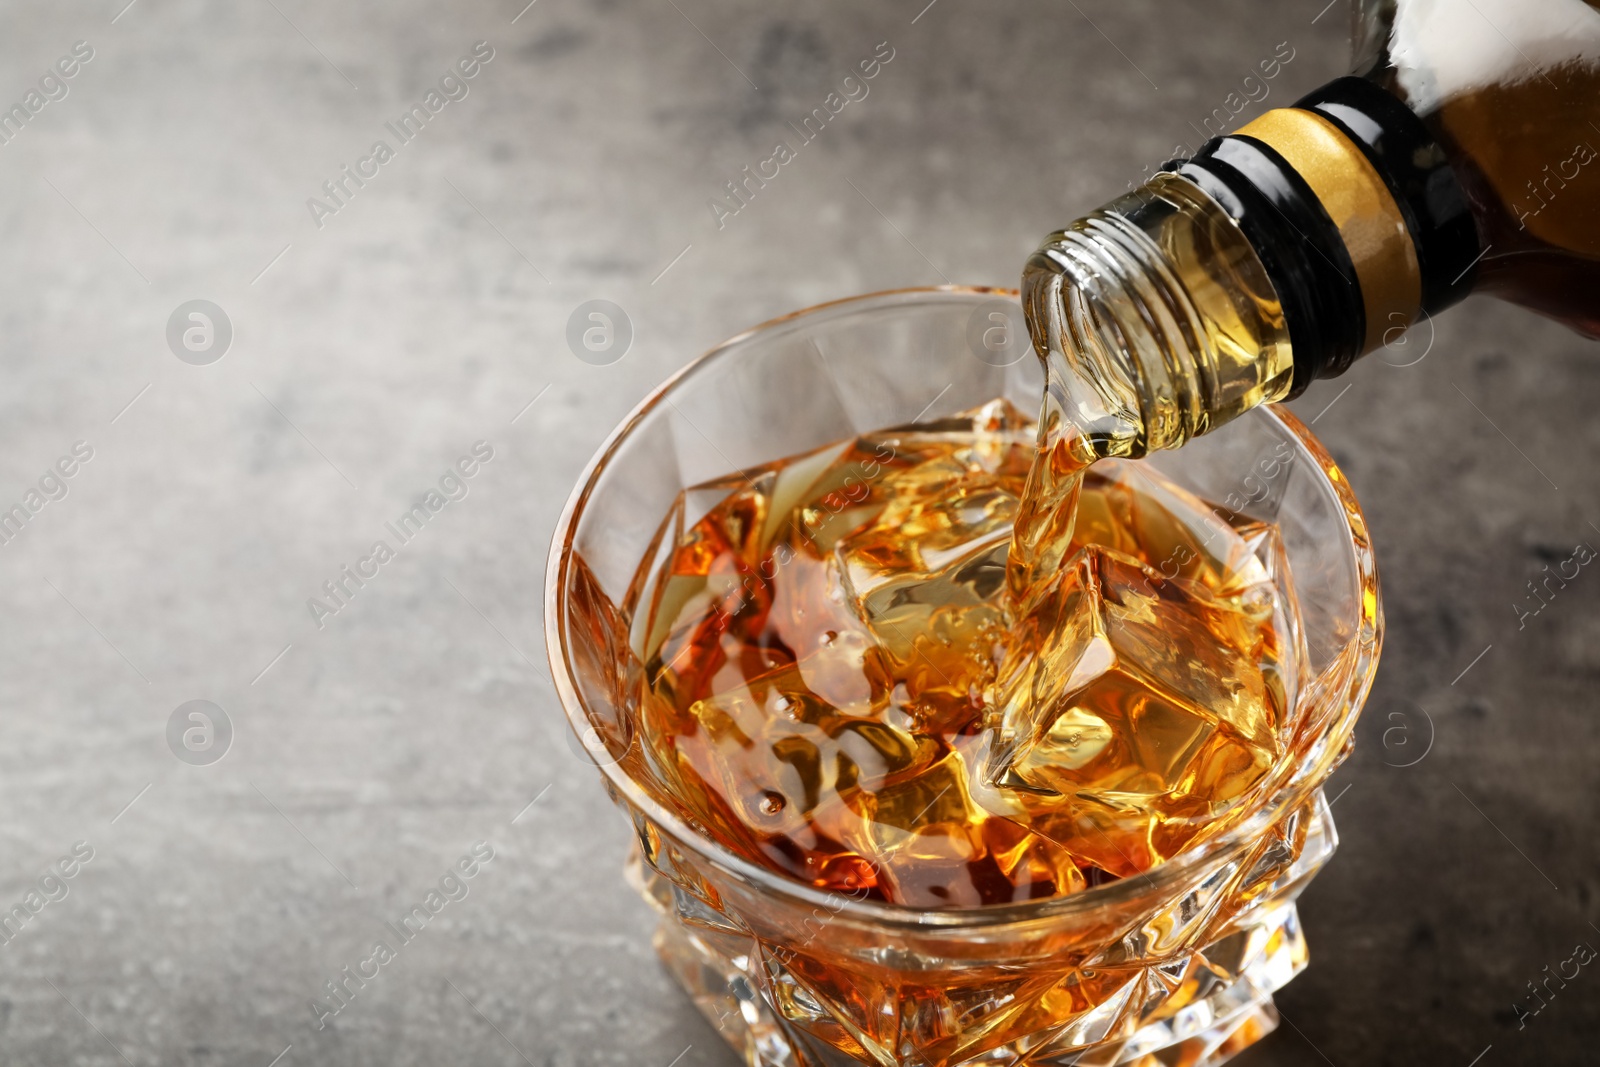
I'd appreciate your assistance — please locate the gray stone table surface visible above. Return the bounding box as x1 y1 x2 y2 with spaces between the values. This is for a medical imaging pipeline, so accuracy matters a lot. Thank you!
0 0 1594 1064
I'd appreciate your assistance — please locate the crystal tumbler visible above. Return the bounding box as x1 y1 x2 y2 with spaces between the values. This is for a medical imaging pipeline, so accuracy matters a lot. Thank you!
546 287 1382 1067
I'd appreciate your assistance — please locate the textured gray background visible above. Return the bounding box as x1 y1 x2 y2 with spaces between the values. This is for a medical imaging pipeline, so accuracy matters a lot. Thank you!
0 1 1594 1064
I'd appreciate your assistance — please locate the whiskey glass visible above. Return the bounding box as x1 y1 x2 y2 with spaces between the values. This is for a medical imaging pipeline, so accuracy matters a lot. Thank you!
546 288 1382 1067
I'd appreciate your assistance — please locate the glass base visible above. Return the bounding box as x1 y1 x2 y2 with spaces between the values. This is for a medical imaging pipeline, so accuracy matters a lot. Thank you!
640 861 1309 1067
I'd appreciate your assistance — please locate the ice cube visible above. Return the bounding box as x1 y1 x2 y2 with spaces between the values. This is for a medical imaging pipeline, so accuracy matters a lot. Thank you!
991 546 1284 876
666 654 941 831
843 747 1087 906
832 449 1023 729
1219 518 1307 711
1069 461 1288 601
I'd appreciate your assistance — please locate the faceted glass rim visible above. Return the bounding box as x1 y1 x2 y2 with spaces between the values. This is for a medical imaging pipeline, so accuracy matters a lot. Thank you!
543 285 1383 930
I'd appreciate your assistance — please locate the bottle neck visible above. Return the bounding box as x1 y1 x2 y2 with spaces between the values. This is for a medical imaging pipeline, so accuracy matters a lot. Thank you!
1022 174 1295 459
1025 76 1482 454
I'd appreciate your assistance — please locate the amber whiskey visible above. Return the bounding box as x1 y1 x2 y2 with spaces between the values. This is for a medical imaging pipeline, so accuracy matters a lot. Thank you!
622 398 1300 908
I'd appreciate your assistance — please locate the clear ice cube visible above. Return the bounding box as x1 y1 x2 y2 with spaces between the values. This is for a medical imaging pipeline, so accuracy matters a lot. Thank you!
991 545 1287 876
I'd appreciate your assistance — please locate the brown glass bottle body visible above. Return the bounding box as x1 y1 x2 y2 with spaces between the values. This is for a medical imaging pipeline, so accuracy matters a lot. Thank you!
1356 0 1600 334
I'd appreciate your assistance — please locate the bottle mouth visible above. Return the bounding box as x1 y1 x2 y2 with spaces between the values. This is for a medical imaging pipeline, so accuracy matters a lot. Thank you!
1023 173 1296 458
1023 222 1154 461
1025 208 1226 460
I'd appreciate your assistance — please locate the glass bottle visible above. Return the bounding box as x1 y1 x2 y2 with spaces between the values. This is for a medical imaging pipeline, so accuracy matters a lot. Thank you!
1024 0 1600 458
